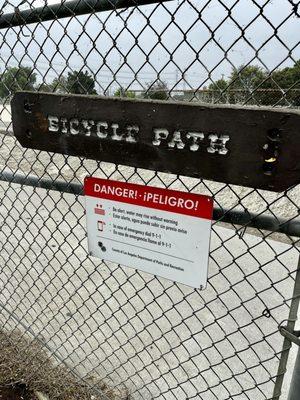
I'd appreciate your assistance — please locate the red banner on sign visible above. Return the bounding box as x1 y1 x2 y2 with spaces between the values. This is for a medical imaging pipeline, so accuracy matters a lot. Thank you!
84 177 213 220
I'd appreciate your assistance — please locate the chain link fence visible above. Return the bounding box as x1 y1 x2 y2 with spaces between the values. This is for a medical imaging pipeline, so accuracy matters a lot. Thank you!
0 1 300 399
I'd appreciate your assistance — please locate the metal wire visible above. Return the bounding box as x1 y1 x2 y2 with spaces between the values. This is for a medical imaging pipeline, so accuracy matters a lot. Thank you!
0 1 300 399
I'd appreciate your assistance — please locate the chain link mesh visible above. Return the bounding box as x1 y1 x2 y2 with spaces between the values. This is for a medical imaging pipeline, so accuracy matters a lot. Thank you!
0 1 300 399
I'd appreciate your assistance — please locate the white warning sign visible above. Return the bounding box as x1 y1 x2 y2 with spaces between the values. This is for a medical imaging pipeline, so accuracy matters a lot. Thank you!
84 177 213 289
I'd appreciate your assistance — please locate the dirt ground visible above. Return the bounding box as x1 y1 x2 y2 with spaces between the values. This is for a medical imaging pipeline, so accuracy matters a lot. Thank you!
0 386 36 400
0 328 120 400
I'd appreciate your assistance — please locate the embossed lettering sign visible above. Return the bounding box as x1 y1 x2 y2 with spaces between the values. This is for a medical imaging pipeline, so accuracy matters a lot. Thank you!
11 91 300 191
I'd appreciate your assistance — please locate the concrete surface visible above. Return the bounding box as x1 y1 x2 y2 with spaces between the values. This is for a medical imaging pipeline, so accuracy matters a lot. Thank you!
0 103 299 399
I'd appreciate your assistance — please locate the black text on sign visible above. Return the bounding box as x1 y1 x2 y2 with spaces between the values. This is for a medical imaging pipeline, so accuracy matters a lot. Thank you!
84 178 213 289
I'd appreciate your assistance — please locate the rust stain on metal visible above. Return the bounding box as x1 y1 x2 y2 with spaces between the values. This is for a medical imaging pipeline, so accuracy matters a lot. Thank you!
34 111 48 133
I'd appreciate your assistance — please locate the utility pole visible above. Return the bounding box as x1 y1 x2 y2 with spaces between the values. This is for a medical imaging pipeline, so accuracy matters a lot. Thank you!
175 69 179 88
183 72 186 92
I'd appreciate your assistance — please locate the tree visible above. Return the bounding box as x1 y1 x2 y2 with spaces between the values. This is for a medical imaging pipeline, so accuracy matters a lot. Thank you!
50 76 68 93
38 82 55 93
229 65 268 90
227 65 270 104
201 61 300 106
208 79 227 92
270 61 300 106
271 61 300 88
142 80 169 100
114 87 136 98
0 66 36 98
207 79 228 103
65 70 97 95
36 76 68 94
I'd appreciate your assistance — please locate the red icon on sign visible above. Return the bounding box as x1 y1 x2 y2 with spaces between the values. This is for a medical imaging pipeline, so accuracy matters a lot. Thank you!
94 203 105 216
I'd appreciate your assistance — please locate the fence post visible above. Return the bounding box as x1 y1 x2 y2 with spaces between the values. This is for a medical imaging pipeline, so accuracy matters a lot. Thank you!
287 256 300 400
273 258 300 399
288 347 300 400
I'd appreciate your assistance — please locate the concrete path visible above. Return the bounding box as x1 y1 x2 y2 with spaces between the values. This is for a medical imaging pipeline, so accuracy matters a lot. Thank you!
0 179 298 400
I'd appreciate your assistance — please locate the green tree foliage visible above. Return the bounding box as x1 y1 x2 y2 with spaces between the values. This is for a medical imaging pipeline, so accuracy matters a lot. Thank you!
227 65 268 104
207 79 228 103
0 66 36 98
38 84 52 93
36 76 68 94
208 79 228 91
143 81 169 100
229 65 268 90
209 62 300 106
271 61 300 89
65 70 97 95
268 61 300 105
38 82 56 93
114 87 136 98
49 76 68 93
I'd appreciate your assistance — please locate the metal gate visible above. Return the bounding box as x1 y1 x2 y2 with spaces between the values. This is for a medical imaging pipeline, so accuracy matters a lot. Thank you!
0 1 300 399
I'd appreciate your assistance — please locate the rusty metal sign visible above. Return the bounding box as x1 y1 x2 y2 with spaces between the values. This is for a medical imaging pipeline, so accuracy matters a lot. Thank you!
11 91 300 192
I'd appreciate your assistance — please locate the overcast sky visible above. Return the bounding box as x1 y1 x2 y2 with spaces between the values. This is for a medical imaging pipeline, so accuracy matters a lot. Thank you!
0 0 299 93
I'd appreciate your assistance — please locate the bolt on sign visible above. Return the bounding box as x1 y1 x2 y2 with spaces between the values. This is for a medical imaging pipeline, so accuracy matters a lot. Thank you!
11 91 300 192
84 177 213 288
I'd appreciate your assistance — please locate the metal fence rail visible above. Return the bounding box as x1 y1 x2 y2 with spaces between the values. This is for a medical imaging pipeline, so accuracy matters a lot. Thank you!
0 1 300 399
